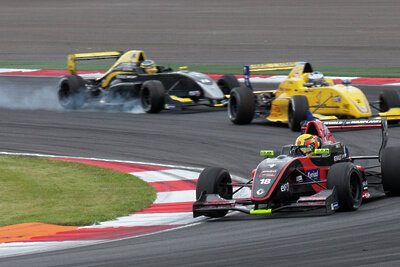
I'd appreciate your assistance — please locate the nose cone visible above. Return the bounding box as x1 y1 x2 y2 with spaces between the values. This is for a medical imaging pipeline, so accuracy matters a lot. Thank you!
344 86 372 117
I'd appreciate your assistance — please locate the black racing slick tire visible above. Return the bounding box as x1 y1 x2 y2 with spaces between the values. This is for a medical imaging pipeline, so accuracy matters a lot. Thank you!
380 88 400 124
379 88 400 112
217 75 240 95
327 162 363 211
196 167 233 218
228 86 255 124
140 80 165 113
58 75 86 110
288 95 309 131
381 146 400 196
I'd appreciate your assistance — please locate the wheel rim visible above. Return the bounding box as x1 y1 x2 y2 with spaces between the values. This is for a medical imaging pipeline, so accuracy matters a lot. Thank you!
58 87 73 107
288 104 294 128
217 177 232 199
379 95 388 111
141 89 151 110
229 94 238 119
350 173 362 202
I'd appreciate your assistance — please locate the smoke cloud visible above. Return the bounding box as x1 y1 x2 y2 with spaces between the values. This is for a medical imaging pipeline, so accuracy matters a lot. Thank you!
0 78 145 114
0 80 61 110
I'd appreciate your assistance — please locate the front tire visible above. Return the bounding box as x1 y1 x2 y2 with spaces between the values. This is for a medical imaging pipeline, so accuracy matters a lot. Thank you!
57 75 86 110
140 80 165 113
217 75 240 95
381 146 400 195
288 95 309 131
196 167 233 218
327 162 363 211
228 86 255 124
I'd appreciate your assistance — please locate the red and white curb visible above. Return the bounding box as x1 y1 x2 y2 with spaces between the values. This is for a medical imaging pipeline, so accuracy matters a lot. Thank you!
0 153 251 257
0 68 399 86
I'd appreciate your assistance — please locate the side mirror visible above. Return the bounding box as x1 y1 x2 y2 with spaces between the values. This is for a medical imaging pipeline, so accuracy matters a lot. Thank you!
342 79 351 85
314 148 330 155
260 150 274 157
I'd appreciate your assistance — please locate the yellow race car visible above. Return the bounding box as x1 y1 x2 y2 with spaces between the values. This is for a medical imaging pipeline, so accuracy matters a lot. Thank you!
228 62 400 131
58 50 239 112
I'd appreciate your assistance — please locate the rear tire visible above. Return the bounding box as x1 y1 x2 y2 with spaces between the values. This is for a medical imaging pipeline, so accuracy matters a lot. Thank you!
381 146 400 195
58 75 86 110
140 80 165 113
380 88 400 124
288 95 309 131
327 162 363 211
196 167 233 218
228 86 255 124
217 75 240 95
380 88 400 112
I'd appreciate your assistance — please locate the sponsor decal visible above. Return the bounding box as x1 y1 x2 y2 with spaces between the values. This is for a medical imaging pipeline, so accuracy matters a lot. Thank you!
256 189 265 195
296 175 303 183
270 103 282 117
116 75 137 79
165 104 177 109
188 90 201 96
334 96 341 102
334 154 346 162
260 178 271 185
259 169 277 178
280 182 289 192
306 169 320 180
331 202 339 210
300 196 327 201
363 191 371 198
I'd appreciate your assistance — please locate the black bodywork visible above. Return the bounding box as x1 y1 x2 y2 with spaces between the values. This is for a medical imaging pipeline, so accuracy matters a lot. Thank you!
193 119 397 218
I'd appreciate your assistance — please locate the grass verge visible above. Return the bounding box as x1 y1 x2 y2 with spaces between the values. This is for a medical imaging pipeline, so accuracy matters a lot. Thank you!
0 59 399 77
0 156 156 227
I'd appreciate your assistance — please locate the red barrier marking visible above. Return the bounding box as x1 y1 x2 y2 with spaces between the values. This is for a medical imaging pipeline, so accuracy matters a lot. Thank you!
53 158 170 173
136 202 193 213
149 179 197 192
23 225 178 242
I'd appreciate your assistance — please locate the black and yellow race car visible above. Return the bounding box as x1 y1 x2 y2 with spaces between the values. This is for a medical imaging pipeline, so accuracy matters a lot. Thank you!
57 50 239 112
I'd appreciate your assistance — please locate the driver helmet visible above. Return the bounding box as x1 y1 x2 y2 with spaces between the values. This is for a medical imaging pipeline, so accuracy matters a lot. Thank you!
295 134 321 155
140 60 158 74
308 71 324 86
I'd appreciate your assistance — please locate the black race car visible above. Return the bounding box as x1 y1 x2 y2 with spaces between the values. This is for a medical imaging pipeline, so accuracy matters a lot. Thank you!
193 119 400 218
58 50 239 112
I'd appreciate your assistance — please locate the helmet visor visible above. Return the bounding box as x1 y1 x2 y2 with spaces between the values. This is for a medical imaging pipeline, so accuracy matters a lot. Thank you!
299 144 315 154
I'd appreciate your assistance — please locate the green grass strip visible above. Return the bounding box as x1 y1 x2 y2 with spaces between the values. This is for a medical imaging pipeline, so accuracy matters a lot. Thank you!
0 59 399 77
0 156 156 226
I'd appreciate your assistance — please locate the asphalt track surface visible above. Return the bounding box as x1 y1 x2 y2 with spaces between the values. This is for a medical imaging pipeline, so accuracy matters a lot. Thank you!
1 0 400 67
1 0 400 265
0 76 400 266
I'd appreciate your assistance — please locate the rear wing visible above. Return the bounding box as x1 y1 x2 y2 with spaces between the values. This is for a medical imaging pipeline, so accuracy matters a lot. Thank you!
244 62 299 90
321 119 385 130
67 51 123 75
303 118 388 162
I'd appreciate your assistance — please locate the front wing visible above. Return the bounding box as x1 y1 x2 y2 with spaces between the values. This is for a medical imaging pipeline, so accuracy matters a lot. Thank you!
193 188 338 217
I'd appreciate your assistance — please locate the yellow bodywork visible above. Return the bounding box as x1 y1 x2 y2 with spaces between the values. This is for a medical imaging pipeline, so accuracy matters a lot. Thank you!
250 62 375 123
67 50 147 87
378 107 400 120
